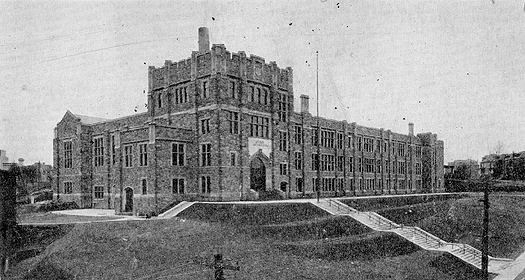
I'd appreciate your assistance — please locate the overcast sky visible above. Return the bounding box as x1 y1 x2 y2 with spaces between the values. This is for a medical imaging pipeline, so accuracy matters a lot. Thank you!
2 0 525 165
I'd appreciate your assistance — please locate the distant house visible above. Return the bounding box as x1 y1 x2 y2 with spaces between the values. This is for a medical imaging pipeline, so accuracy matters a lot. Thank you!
481 152 525 180
447 159 480 180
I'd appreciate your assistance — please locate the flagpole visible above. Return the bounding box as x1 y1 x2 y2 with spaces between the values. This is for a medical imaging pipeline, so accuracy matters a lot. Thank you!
316 51 321 202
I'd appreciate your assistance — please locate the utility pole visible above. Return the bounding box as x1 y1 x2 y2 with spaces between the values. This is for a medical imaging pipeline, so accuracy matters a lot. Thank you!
481 180 490 279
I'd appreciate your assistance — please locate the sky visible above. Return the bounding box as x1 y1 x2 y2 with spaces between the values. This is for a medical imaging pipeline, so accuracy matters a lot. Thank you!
1 0 525 165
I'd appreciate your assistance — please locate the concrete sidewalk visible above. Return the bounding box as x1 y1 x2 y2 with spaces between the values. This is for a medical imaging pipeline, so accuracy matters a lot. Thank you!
493 250 525 280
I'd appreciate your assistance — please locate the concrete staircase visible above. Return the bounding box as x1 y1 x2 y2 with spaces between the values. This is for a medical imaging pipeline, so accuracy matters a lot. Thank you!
313 199 513 274
158 201 196 219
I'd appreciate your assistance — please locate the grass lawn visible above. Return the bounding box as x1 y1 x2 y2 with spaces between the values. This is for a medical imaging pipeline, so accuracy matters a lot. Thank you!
367 193 525 259
6 202 491 280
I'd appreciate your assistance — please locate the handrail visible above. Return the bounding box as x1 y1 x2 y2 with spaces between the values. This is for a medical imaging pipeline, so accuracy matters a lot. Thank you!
318 199 513 269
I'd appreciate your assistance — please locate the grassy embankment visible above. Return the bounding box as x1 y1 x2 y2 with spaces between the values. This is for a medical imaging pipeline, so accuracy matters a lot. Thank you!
343 193 525 259
6 201 488 280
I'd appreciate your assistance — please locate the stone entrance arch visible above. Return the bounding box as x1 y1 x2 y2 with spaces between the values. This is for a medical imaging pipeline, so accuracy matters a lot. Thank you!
124 187 133 213
250 150 271 192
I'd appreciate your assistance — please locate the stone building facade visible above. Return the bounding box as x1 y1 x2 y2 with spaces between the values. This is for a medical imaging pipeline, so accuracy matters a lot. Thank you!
53 28 445 215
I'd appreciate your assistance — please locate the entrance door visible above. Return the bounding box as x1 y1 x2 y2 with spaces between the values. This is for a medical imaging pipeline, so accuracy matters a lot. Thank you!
124 188 133 212
250 158 266 192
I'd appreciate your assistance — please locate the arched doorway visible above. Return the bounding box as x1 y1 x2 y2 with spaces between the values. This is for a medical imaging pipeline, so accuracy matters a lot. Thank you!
250 157 266 192
124 187 133 213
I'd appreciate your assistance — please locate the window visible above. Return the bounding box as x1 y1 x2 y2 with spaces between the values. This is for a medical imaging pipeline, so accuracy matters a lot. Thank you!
230 152 237 166
348 157 354 172
416 146 422 158
158 92 163 108
320 154 335 171
365 158 375 173
294 152 303 170
124 145 133 167
376 139 381 153
171 143 185 166
201 176 211 193
249 86 255 102
94 186 104 199
201 81 208 98
278 93 288 122
111 135 116 165
172 178 185 194
296 178 304 192
383 142 387 153
311 127 319 146
229 81 237 99
337 156 344 171
337 133 344 149
201 143 211 166
200 118 210 134
141 178 147 195
94 137 104 167
357 158 363 172
279 163 288 175
347 135 353 148
227 111 239 134
364 137 374 153
376 159 382 173
263 89 268 105
293 125 303 144
415 162 422 175
321 130 335 148
311 154 319 171
279 131 287 151
398 143 405 157
257 88 262 104
64 141 72 168
138 144 148 167
175 87 188 104
64 182 73 194
357 136 363 151
249 115 269 138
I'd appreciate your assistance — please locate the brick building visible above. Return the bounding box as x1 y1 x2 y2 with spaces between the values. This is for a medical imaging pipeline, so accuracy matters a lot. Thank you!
53 27 445 215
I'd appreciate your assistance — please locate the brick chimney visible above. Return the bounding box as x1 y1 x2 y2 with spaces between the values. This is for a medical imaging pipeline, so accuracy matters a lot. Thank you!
300 95 309 113
198 27 210 53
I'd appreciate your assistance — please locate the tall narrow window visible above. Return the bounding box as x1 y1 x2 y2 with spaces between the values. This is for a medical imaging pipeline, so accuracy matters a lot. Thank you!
337 133 344 149
296 178 304 192
279 163 288 175
111 135 116 165
200 118 210 134
141 178 147 195
337 156 344 171
227 111 239 134
278 93 288 122
294 152 303 170
230 152 237 166
172 178 185 194
250 86 255 102
124 145 133 168
158 92 162 108
94 137 104 167
64 182 73 194
171 143 185 166
64 141 72 168
94 186 104 199
138 144 148 167
201 176 211 193
201 144 211 166
263 89 268 105
312 154 319 171
294 125 303 144
279 131 287 151
201 81 208 98
229 81 237 99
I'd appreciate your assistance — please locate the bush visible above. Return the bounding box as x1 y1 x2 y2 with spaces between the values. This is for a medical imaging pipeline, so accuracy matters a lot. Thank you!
37 201 79 212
